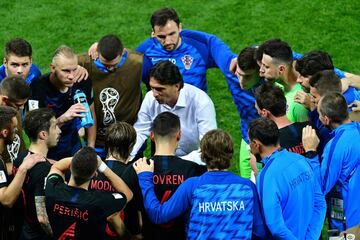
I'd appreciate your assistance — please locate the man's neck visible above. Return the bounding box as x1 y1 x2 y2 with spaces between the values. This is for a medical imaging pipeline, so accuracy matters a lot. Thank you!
331 118 352 130
260 145 281 159
49 73 68 93
28 142 48 157
68 177 89 190
106 153 128 164
154 140 177 156
271 115 292 129
283 67 298 91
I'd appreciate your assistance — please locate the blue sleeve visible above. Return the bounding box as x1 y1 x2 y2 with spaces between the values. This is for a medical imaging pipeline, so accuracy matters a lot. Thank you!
292 51 303 60
257 172 297 239
136 38 154 89
181 30 258 143
305 171 326 240
138 171 194 224
251 183 268 238
334 68 346 79
320 140 345 194
25 64 42 85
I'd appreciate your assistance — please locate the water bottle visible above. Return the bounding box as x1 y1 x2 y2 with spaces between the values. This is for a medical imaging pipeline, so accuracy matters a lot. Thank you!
73 89 94 128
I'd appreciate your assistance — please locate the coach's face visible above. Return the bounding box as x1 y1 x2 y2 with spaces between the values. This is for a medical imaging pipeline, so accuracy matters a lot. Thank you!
152 20 182 51
149 77 180 107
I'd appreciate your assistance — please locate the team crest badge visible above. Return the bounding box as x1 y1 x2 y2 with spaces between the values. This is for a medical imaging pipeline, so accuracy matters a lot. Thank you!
181 55 193 70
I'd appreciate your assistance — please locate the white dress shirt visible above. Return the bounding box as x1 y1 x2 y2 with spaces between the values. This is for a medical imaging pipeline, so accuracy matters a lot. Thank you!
131 83 217 163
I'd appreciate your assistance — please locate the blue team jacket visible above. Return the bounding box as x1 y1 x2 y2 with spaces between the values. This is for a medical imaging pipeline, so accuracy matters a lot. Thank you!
257 149 326 239
321 122 360 231
138 171 267 239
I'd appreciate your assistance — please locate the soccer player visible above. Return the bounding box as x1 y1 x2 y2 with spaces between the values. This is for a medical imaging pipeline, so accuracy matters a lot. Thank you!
131 61 216 164
305 92 360 232
248 117 326 239
0 106 44 240
78 34 143 158
131 111 206 239
12 108 61 239
295 50 360 109
0 76 31 163
28 45 95 160
0 38 41 85
89 122 142 238
259 39 309 122
45 147 133 239
134 129 267 239
255 82 307 155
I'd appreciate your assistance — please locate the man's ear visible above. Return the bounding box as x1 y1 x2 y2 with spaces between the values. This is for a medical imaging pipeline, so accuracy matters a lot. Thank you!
279 64 286 74
323 115 331 126
50 63 56 73
259 108 269 118
151 30 155 37
0 128 9 138
3 57 7 65
38 130 47 141
150 131 155 142
176 130 181 141
178 23 183 32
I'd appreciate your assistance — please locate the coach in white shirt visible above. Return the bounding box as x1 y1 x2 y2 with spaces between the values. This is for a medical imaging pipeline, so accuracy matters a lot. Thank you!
131 61 217 164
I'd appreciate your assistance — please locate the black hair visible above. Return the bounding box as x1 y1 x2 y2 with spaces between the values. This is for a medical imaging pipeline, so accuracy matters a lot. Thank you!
262 39 293 65
98 34 124 61
295 50 334 77
5 38 32 58
24 108 55 142
151 112 180 138
150 8 180 28
237 47 259 71
149 61 184 88
248 118 279 146
309 70 341 96
71 147 98 186
255 82 286 117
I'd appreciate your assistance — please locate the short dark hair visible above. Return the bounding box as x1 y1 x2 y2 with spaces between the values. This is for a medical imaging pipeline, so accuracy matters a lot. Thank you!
295 51 334 77
149 61 184 88
71 147 98 186
0 106 17 131
248 118 279 146
255 82 286 117
105 122 136 160
24 108 55 142
0 76 31 101
151 112 180 138
200 129 233 170
254 39 282 63
263 39 293 65
150 8 180 28
319 92 348 124
98 34 124 61
5 38 32 58
237 47 259 71
309 70 341 96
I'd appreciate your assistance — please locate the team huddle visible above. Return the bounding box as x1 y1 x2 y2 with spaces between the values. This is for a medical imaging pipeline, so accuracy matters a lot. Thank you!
0 6 359 240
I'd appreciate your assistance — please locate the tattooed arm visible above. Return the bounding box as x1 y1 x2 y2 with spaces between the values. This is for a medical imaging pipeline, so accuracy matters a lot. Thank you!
35 196 53 236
